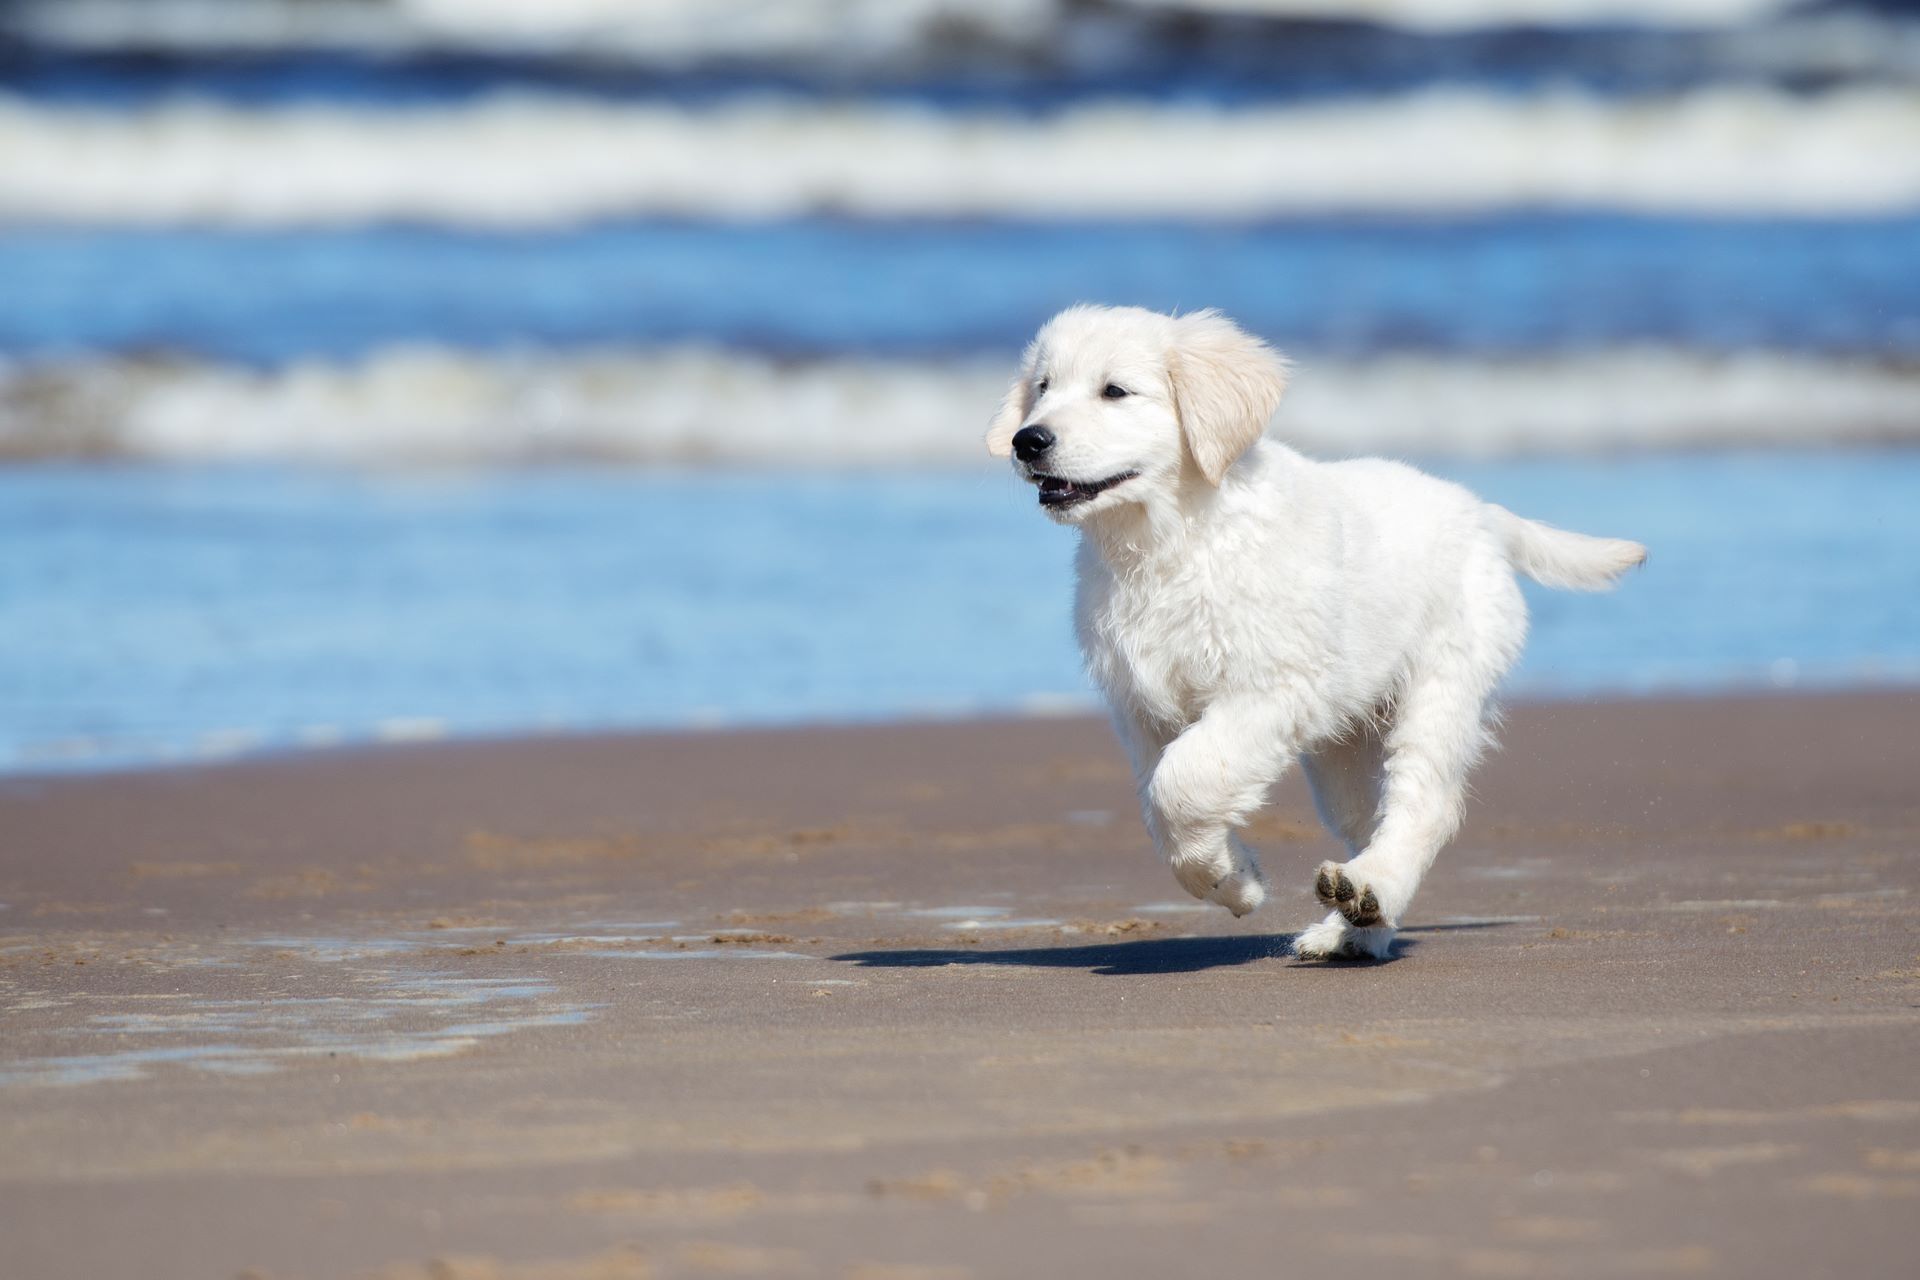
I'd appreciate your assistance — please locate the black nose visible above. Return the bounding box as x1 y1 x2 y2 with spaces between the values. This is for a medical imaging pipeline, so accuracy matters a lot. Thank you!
1011 425 1055 462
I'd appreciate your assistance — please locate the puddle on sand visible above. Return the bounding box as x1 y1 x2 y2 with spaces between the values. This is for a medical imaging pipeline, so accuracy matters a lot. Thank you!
892 904 1064 931
905 905 1014 920
242 917 684 960
0 970 597 1088
489 919 682 948
508 933 664 945
3 906 846 1089
942 918 1063 931
242 936 439 962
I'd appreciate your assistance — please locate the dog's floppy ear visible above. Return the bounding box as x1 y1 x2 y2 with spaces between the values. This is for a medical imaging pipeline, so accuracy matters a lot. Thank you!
1169 310 1289 485
985 342 1038 458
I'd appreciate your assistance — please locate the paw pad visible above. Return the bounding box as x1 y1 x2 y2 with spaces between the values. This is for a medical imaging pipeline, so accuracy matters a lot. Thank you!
1313 862 1384 928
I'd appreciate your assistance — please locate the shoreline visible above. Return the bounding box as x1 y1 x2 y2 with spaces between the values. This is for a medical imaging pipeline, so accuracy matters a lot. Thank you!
11 679 1920 784
4 689 1918 1277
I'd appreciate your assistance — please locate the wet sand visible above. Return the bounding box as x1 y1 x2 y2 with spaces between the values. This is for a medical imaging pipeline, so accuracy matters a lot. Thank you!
3 692 1918 1279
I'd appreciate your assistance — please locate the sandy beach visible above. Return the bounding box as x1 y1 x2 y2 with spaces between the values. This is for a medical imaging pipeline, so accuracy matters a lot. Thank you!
3 691 1917 1278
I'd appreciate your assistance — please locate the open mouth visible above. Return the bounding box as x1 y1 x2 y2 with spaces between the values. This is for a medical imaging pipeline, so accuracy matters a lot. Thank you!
1032 471 1139 509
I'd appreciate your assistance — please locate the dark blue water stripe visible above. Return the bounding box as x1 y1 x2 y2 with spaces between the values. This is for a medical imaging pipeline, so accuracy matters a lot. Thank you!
4 215 1917 363
3 17 1916 110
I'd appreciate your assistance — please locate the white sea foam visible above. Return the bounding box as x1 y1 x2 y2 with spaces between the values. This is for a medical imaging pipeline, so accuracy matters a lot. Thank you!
4 346 1915 465
4 85 1920 226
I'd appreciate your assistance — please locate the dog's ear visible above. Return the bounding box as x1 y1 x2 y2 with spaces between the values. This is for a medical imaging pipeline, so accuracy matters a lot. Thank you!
985 342 1038 458
1169 310 1289 485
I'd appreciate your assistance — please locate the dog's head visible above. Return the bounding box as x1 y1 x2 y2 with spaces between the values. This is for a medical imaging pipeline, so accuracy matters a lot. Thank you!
986 305 1289 524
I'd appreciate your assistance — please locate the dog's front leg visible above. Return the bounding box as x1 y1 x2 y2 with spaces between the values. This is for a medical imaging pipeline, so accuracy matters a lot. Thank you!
1145 694 1300 917
1111 705 1174 797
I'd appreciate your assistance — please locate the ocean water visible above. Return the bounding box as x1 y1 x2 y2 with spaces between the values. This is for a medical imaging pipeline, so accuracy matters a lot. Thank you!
6 217 1918 362
2 0 1917 772
3 453 1917 773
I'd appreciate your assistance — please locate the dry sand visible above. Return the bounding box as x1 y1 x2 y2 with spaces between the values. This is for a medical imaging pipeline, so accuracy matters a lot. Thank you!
2 693 1917 1279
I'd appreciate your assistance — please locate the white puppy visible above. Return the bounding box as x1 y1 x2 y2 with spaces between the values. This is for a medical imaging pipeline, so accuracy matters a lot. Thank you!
988 305 1645 960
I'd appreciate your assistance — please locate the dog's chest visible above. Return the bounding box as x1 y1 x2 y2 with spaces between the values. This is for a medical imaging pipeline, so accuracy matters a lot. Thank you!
1077 556 1234 729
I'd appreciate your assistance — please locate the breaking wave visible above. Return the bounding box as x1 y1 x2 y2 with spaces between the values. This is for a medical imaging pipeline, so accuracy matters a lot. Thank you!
5 85 1920 226
2 0 1814 60
5 346 1915 465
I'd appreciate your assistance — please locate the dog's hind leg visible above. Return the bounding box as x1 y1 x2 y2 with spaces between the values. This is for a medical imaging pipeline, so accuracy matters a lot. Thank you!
1301 721 1386 855
1307 668 1488 957
1309 578 1523 957
1294 724 1394 960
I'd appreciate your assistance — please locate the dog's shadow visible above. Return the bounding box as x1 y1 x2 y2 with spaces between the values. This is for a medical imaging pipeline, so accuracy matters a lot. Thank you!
832 933 1296 976
831 920 1508 976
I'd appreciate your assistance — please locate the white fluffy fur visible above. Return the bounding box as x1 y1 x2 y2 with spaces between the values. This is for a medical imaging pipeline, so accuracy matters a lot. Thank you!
988 305 1646 960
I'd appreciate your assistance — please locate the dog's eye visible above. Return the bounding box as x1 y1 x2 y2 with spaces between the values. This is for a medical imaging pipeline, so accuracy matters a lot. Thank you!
1037 378 1049 394
1102 383 1129 400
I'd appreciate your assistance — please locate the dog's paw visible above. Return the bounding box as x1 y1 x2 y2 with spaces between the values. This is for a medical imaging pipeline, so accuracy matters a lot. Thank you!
1172 854 1224 903
1314 860 1390 928
1171 845 1266 916
1206 867 1267 917
1292 912 1395 962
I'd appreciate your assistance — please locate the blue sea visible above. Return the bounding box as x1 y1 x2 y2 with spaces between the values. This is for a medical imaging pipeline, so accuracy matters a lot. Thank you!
4 454 1919 772
2 0 1917 772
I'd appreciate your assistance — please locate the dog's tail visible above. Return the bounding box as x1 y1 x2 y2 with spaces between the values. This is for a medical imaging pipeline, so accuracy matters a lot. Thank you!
1487 505 1647 592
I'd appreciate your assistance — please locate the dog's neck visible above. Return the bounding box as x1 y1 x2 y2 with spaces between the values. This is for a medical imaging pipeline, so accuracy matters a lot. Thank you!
1081 489 1208 574
1081 440 1294 576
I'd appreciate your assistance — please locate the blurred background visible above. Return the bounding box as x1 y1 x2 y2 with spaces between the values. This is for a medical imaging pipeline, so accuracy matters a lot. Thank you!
1 0 1917 771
